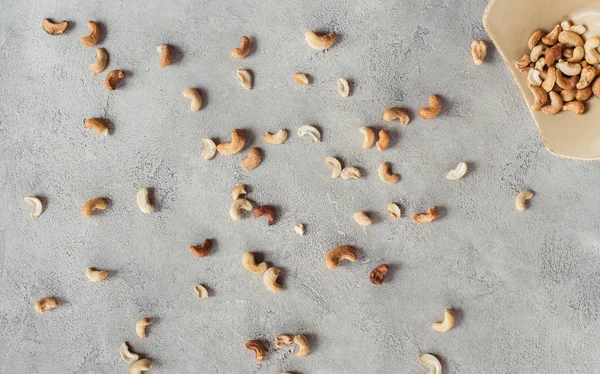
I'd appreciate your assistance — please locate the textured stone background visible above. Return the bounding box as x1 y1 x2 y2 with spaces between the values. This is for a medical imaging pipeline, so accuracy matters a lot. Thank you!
1 0 600 373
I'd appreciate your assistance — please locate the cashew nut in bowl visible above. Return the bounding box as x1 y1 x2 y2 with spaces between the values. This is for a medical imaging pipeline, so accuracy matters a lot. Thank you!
515 55 531 73
297 125 321 142
529 44 548 63
232 184 247 200
294 335 310 358
567 46 585 63
264 129 288 144
432 308 456 332
471 40 487 65
231 36 251 59
563 101 585 115
584 37 600 65
383 107 410 125
104 70 124 90
245 340 265 362
136 187 155 214
418 94 442 119
217 129 246 155
370 264 389 285
241 148 262 171
183 88 202 111
376 130 389 151
230 198 252 220
576 86 593 101
544 43 563 67
561 88 576 102
263 267 283 292
542 24 561 45
136 317 152 339
129 359 152 374
80 21 101 47
413 207 439 223
325 246 357 270
387 203 401 219
446 162 468 180
516 190 534 211
293 73 309 86
304 30 336 49
194 284 209 299
556 60 581 76
528 30 545 50
253 205 276 226
86 267 108 282
119 342 139 364
570 24 587 35
541 91 563 115
81 197 108 218
242 252 268 274
527 68 542 86
157 44 174 67
353 211 372 227
577 66 597 89
24 196 43 218
418 353 442 374
528 84 548 111
337 78 350 97
42 18 68 35
84 118 108 135
593 77 600 99
90 48 108 74
34 297 58 313
378 162 399 184
236 69 253 90
558 30 584 48
201 137 217 160
541 67 556 92
340 166 361 180
275 334 293 348
359 127 375 149
189 239 212 258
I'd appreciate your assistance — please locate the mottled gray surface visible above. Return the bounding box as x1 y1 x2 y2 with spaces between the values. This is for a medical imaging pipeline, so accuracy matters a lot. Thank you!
1 0 599 373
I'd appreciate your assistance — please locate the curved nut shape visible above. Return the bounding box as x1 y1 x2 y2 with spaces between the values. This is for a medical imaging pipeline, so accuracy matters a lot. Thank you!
576 87 592 101
304 30 336 50
570 24 587 35
293 73 309 86
34 297 58 313
232 184 247 200
189 239 212 258
119 342 139 364
446 162 468 180
544 43 564 67
194 284 209 298
359 127 375 149
231 36 251 59
236 69 253 90
337 78 350 97
242 252 268 274
541 91 563 115
471 40 487 65
245 340 265 362
298 125 321 142
263 267 283 292
81 197 108 218
42 18 68 35
275 334 293 348
201 137 217 160
24 196 43 218
556 60 581 76
136 188 154 214
567 46 585 63
156 44 173 67
577 66 597 90
418 94 442 119
376 129 389 151
561 20 572 32
217 129 246 155
541 24 561 45
353 211 372 227
432 308 456 332
558 30 584 48
86 267 108 282
230 198 252 220
182 88 202 111
528 84 548 111
294 335 310 358
413 207 439 223
295 223 305 236
534 56 546 72
90 48 108 74
387 203 401 218
325 157 342 178
541 67 556 92
80 21 100 47
325 246 357 270
563 101 585 115
253 205 275 226
340 166 361 180
516 190 534 211
378 162 399 184
370 264 389 285
530 44 548 63
129 358 152 374
104 70 124 90
528 30 545 50
515 54 531 72
593 77 600 99
383 107 410 125
264 129 288 144
136 317 152 339
527 68 542 86
561 88 576 102
418 353 442 374
584 37 600 65
241 148 262 171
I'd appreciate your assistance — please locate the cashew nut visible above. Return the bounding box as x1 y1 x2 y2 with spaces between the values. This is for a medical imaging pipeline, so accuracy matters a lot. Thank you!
577 65 597 89
297 125 321 142
231 36 250 59
293 335 310 358
527 68 542 86
446 162 467 180
24 196 43 218
561 20 572 32
189 239 212 258
556 68 579 90
263 267 283 292
194 284 209 299
542 24 561 45
471 40 487 65
84 118 108 135
359 127 375 149
201 137 217 160
584 37 600 65
275 334 293 348
42 18 68 35
241 148 262 171
34 297 58 313
412 207 439 223
383 107 410 125
541 91 563 115
337 78 350 97
304 30 336 50
432 308 456 332
418 353 442 374
80 21 100 47
530 44 548 63
534 57 546 74
576 86 593 101
567 46 585 63
119 342 139 364
387 203 401 218
90 48 108 74
232 184 247 200
516 189 534 211
376 130 390 151
236 69 252 90
528 84 548 111
253 205 275 226
182 88 202 111
325 246 357 270
556 60 581 76
245 340 265 362
377 162 399 184
136 187 155 214
86 267 108 282
129 359 152 374
418 94 442 119
515 55 531 72
293 73 309 86
81 197 108 218
353 211 372 227
136 317 152 339
593 77 600 98
370 264 389 285
528 30 545 50
544 43 564 67
340 166 361 180
294 223 305 236
558 30 584 48
157 44 173 67
541 67 556 92
104 70 124 90
217 129 245 155
242 252 268 274
264 129 288 144
230 198 252 220
562 101 585 114
561 88 576 102
570 24 587 35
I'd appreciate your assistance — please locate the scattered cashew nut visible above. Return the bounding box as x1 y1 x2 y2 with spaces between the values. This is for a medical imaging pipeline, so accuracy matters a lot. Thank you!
340 166 361 180
242 252 268 274
241 148 262 171
471 40 487 65
136 317 152 339
298 125 321 142
232 184 247 200
183 88 202 111
253 205 276 226
387 203 401 218
359 127 375 149
80 21 100 47
34 297 58 313
304 30 336 50
584 37 600 65
81 197 108 218
42 18 68 35
129 359 152 374
217 129 245 155
230 198 252 220
527 68 542 86
446 162 467 180
370 264 389 285
337 78 350 97
104 70 124 90
236 69 253 90
377 162 399 184
412 207 439 223
376 130 389 151
90 48 108 74
157 44 173 67
189 239 212 258
264 129 288 144
264 267 283 292
86 267 108 282
432 308 456 332
293 73 309 86
325 246 357 270
245 340 265 362
383 107 410 125
275 334 293 348
231 36 251 59
418 94 442 119
418 353 442 374
294 335 310 358
294 223 305 236
516 190 534 211
119 342 140 364
84 118 108 135
202 137 217 160
136 187 155 214
194 284 209 299
353 211 372 227
24 196 43 218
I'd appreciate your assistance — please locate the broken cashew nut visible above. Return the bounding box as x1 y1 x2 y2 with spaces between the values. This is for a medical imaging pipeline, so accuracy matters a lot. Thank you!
353 211 372 227
542 24 561 45
34 297 58 313
294 335 310 358
80 21 100 47
253 205 275 226
412 207 439 223
217 129 246 155
81 197 108 218
42 18 68 35
241 148 262 171
263 267 283 292
432 308 456 332
231 36 251 59
201 137 217 160
418 94 442 119
136 187 155 214
340 166 361 180
236 69 253 90
183 88 202 111
129 359 152 374
418 353 442 374
275 334 293 348
298 125 321 142
232 184 247 200
90 48 108 74
337 78 350 97
446 162 468 180
84 118 108 135
577 66 597 89
359 127 375 149
136 317 152 339
387 203 401 218
471 40 487 65
157 44 174 67
230 198 252 220
104 70 124 90
86 267 108 282
119 342 140 364
304 30 336 50
370 264 389 285
383 107 410 125
295 223 305 236
293 73 309 86
194 284 209 299
264 129 288 144
378 162 399 184
325 157 342 178
189 239 212 258
325 246 357 270
245 340 265 362
242 252 268 274
516 190 534 211
24 196 43 218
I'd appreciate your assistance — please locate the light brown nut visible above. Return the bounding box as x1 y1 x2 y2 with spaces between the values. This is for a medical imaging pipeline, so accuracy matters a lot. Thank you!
412 207 439 223
231 36 251 59
556 60 581 76
237 69 253 90
561 88 576 102
418 94 442 119
471 40 487 65
104 70 124 90
340 166 361 180
294 335 310 358
119 342 139 364
129 358 152 374
530 44 548 63
567 46 585 63
528 30 545 50
157 44 173 67
81 197 108 218
263 267 283 292
337 78 350 97
230 198 252 220
81 21 100 47
584 37 600 65
264 129 288 144
515 55 531 72
541 91 563 115
516 190 534 211
136 317 152 339
562 101 585 114
275 334 293 348
253 205 276 226
369 264 389 285
542 24 561 46
594 77 600 99
34 297 58 313
217 129 245 155
541 67 556 92
383 107 410 125
86 267 108 282
294 223 305 236
325 246 357 270
376 130 390 151
577 66 597 89
558 30 584 48
189 239 212 258
245 340 265 362
432 308 456 332
183 88 202 111
297 125 321 142
359 127 375 149
241 148 262 171
528 84 548 111
304 30 336 49
569 24 587 35
562 47 574 59
446 162 468 180
242 252 268 274
84 118 108 136
232 184 247 200
325 157 342 178
377 162 399 184
194 284 209 299
293 73 309 86
202 137 217 160
544 43 564 67
24 196 43 218
42 18 68 35
527 68 542 86
387 203 401 218
418 353 442 374
90 48 108 74
556 69 578 90
353 211 372 227
576 86 593 101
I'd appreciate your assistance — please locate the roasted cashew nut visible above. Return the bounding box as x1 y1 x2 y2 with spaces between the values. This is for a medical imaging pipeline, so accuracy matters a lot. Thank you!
340 166 361 180
80 21 101 47
325 246 357 270
241 148 262 171
119 341 139 364
232 185 247 200
236 69 253 90
376 129 390 151
294 335 310 358
432 308 456 332
418 353 442 374
567 46 585 63
24 196 43 218
370 264 389 285
86 267 108 282
577 66 597 89
129 359 152 374
359 127 375 149
515 55 531 72
412 206 439 223
387 203 401 219
561 88 577 102
544 43 564 67
201 137 217 160
298 125 321 142
183 88 202 111
245 340 265 362
446 162 467 180
42 18 68 35
136 317 152 339
471 40 487 65
263 267 283 292
81 197 108 218
189 239 212 258
556 60 581 76
353 211 372 227
541 91 563 115
275 334 293 348
104 70 124 90
242 252 268 274
516 190 534 211
337 78 350 97
562 101 585 114
231 36 251 59
325 156 342 178
528 30 545 50
34 297 58 313
527 68 542 86
558 30 584 48
378 162 399 184
418 94 442 119
84 118 108 135
304 30 336 50
528 84 548 111
253 205 275 226
194 284 209 298
383 107 410 125
530 44 548 63
157 44 173 67
541 24 561 45
136 187 155 214
90 48 108 74
264 129 288 144
584 37 600 65
293 73 309 86
230 198 252 220
217 129 246 155
593 77 600 99
576 87 593 101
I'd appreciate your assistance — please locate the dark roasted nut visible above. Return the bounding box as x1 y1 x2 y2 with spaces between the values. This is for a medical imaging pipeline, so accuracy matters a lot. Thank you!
370 264 390 285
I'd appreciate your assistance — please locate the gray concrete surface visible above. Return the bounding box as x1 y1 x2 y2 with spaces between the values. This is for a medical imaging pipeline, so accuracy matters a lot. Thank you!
1 0 599 373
